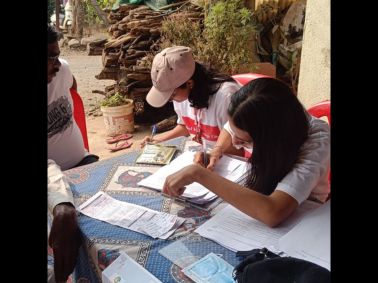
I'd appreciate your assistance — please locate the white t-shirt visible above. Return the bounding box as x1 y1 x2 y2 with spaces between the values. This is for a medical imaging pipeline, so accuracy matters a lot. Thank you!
48 59 86 170
174 81 241 147
223 114 330 204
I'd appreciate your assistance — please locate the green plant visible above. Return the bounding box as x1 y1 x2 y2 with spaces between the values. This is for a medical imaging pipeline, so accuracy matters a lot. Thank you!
160 0 257 74
160 13 203 57
101 92 130 107
201 0 256 74
83 0 116 26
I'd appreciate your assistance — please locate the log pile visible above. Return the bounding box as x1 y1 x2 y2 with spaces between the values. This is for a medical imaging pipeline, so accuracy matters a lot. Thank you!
96 1 203 121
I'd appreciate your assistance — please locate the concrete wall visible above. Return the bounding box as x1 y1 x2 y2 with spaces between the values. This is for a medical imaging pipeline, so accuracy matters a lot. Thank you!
297 0 330 108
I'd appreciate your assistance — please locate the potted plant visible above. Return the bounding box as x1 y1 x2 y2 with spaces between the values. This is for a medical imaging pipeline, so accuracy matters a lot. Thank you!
100 92 135 136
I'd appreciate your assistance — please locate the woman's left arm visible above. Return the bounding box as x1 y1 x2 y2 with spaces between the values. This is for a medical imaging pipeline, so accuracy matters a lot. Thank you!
163 164 298 227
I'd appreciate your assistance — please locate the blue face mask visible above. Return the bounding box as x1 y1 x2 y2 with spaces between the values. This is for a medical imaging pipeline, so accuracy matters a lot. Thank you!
182 253 235 283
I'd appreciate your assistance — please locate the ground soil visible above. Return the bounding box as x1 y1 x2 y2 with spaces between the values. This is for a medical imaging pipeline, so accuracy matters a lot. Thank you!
60 42 152 161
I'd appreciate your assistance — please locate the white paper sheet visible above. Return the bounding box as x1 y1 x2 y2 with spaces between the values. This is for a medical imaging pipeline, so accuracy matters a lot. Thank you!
79 191 185 239
278 201 330 270
102 251 162 283
137 151 248 199
195 200 321 252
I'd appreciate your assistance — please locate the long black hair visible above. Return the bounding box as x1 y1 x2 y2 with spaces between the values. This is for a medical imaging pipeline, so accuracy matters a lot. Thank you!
228 78 309 195
177 62 235 109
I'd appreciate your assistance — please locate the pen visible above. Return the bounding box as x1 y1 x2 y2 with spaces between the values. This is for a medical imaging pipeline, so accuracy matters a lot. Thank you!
202 139 208 167
151 124 157 141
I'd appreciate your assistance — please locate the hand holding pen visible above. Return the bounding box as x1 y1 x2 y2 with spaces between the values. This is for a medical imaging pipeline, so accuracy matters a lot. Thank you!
140 124 158 148
193 143 223 170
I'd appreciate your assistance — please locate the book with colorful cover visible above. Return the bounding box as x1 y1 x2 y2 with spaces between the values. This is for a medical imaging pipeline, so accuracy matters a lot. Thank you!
135 143 177 165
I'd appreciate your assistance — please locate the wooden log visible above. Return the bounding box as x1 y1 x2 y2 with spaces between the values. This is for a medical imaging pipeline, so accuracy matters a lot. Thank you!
95 67 120 80
132 66 151 73
130 40 153 50
125 52 147 60
104 34 136 49
126 72 151 81
119 58 137 67
112 30 126 38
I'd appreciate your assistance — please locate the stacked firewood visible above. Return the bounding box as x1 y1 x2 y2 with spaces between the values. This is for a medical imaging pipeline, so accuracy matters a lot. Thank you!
96 1 203 118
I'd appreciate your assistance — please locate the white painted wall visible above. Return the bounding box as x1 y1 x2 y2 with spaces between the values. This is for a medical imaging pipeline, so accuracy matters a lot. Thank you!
297 0 330 108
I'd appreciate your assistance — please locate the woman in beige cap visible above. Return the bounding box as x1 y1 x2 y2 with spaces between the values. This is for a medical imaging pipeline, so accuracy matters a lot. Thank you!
141 46 242 152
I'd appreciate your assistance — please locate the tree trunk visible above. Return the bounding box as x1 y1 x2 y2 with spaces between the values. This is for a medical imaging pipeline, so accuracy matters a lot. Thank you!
55 0 61 31
90 0 109 25
71 0 84 38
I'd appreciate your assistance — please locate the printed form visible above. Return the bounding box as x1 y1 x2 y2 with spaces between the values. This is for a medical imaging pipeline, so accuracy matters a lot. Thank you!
195 200 321 252
278 200 330 270
79 191 185 239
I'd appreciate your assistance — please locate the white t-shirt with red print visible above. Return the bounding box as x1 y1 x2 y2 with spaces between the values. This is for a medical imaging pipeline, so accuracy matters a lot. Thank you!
48 59 86 170
173 81 241 147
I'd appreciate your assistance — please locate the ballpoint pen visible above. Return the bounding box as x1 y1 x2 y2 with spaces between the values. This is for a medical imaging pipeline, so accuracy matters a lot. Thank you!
202 139 208 167
151 124 157 141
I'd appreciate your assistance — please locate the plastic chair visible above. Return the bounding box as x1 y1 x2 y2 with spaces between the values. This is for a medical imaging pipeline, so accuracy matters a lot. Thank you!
307 100 331 125
307 100 331 193
70 88 89 151
232 73 270 86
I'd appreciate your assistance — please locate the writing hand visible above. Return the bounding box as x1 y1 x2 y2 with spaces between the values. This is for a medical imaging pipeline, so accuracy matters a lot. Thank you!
140 136 155 148
207 146 223 171
49 203 81 282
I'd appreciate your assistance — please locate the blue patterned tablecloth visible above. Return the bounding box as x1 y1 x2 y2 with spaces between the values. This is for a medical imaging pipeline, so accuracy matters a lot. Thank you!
59 137 242 283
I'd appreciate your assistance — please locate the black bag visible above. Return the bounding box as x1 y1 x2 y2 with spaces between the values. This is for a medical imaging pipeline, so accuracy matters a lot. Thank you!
232 248 330 283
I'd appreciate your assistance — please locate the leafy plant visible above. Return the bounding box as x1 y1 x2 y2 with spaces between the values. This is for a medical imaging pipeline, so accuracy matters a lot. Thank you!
101 92 130 107
201 0 256 73
160 0 257 74
83 0 116 26
160 13 203 57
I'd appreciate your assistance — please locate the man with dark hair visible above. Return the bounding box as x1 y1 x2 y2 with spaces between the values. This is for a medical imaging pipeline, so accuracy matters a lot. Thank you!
48 25 98 169
48 24 96 282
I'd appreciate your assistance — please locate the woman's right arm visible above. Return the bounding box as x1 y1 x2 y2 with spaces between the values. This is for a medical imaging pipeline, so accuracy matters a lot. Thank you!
197 125 243 170
140 124 189 147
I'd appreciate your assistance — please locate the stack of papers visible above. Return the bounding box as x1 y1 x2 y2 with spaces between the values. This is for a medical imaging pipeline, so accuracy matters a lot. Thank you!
79 191 185 239
137 151 248 210
195 200 330 270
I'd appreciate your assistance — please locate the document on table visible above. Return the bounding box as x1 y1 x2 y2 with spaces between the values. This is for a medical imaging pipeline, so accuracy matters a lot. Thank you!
137 151 248 199
79 191 185 239
195 200 321 252
278 200 330 270
102 251 162 283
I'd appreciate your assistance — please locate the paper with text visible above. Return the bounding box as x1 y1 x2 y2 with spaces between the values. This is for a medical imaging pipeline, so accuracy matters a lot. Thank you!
195 200 321 252
278 201 330 270
79 191 185 239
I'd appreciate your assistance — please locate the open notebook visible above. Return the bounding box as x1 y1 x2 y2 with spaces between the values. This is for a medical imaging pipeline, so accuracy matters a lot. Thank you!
137 151 248 209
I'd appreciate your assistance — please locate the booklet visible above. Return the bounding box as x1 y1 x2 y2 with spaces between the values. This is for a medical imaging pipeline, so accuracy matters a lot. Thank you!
135 143 177 165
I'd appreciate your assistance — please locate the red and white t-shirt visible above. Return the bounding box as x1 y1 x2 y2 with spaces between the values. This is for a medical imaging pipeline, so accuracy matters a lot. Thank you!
173 81 241 147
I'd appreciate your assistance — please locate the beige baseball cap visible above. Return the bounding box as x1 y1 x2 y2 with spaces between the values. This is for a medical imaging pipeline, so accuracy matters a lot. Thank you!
146 46 195 108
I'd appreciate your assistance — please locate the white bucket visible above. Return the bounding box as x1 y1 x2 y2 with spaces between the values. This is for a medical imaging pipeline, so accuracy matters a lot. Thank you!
101 99 134 136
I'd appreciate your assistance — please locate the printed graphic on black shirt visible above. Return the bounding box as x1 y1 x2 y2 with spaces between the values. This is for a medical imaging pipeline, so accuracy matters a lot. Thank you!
48 96 73 138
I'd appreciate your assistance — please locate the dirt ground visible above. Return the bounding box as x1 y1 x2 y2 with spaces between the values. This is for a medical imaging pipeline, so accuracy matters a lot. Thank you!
60 43 152 161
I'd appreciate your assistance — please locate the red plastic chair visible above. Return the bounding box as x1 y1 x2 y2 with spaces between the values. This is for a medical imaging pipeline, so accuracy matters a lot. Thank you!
232 73 270 86
307 100 331 192
70 88 89 151
307 100 331 125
